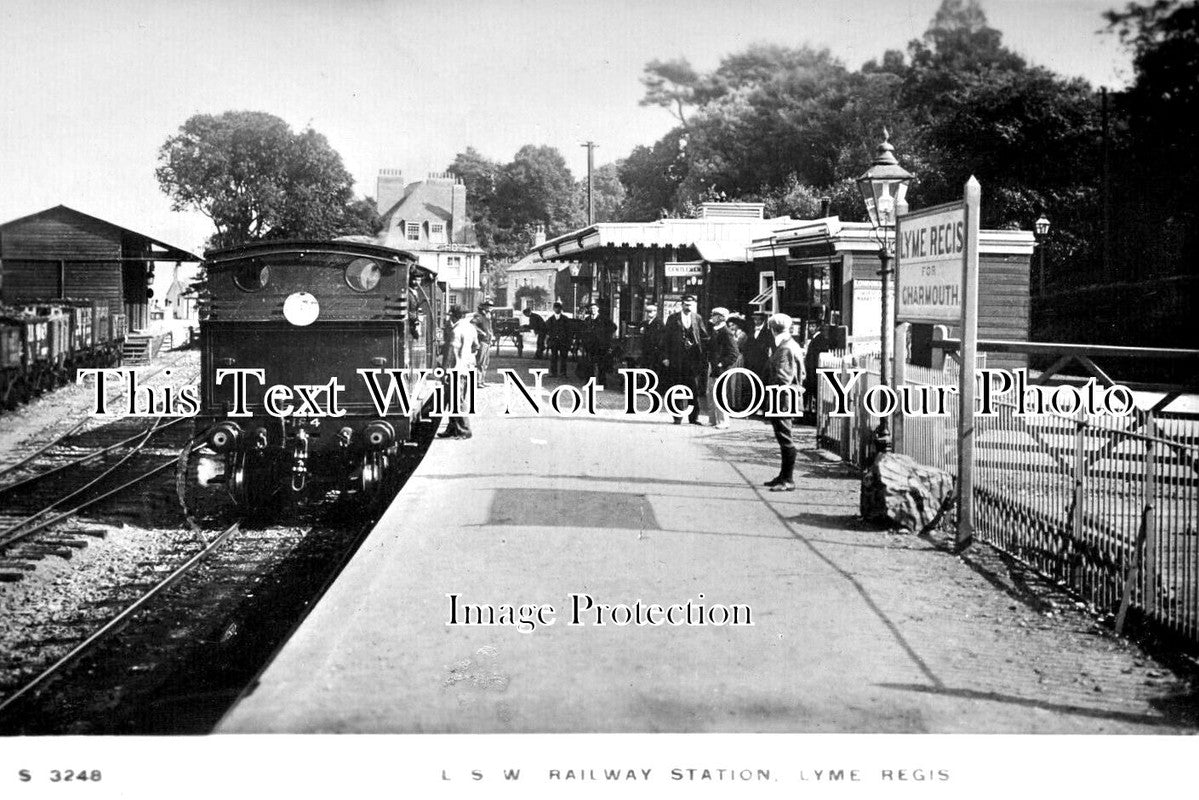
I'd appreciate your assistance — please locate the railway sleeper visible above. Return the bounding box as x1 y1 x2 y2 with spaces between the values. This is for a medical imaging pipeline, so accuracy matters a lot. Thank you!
42 538 89 549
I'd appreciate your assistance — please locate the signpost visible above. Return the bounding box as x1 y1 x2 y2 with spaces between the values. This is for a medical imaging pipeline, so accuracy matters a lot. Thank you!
895 182 980 550
895 200 966 324
664 262 703 278
957 178 981 549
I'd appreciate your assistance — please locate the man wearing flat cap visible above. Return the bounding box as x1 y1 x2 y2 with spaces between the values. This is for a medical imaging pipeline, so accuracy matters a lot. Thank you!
705 306 740 429
662 293 709 425
471 300 495 387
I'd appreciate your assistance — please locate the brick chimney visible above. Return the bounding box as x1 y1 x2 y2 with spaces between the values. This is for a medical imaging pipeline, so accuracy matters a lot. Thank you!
450 177 467 243
533 222 547 247
376 169 405 214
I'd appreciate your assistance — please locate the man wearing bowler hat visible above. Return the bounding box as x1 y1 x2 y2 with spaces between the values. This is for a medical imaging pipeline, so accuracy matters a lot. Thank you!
662 293 709 424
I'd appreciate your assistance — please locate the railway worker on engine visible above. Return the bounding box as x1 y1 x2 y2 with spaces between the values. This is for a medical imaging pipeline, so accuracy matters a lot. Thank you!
439 304 477 440
662 293 709 425
545 301 571 377
471 300 495 388
762 312 805 492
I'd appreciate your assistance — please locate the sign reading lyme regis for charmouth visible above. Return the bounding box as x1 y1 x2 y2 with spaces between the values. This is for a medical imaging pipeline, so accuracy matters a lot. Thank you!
895 201 966 324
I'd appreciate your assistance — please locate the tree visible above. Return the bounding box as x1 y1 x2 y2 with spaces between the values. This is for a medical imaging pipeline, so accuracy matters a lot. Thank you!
494 145 580 236
1105 0 1199 280
617 128 690 221
640 58 701 127
156 111 372 248
575 162 626 223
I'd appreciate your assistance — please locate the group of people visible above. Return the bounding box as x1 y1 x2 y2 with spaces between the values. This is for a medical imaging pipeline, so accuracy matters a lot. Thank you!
441 294 820 492
636 294 808 492
523 302 617 383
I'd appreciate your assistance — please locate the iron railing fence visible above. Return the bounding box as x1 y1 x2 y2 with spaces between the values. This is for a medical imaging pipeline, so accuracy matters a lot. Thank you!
814 350 1199 642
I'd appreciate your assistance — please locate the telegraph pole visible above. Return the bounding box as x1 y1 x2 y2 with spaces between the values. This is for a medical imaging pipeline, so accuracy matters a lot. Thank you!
581 141 597 225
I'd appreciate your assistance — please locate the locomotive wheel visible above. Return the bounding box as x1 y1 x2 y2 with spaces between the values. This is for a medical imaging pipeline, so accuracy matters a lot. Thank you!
176 434 236 530
358 452 388 501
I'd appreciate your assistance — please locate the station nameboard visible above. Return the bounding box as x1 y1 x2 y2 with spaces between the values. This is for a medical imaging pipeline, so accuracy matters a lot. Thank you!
664 261 703 277
895 201 965 324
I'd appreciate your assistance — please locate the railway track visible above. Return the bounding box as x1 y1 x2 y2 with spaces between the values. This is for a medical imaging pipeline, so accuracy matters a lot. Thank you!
0 415 197 577
0 416 437 734
0 351 198 477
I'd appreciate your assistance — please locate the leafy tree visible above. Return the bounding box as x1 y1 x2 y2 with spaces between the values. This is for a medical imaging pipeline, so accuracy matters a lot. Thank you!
616 128 690 221
575 162 626 223
156 111 371 248
494 144 580 236
640 58 701 127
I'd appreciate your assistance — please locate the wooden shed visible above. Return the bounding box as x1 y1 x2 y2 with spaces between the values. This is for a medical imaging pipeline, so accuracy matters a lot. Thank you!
0 205 199 332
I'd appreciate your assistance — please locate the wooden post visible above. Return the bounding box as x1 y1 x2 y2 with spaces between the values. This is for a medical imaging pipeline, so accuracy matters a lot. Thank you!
956 178 981 550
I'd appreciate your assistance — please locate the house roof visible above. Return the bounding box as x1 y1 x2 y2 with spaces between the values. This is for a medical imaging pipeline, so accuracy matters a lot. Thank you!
381 180 453 223
0 204 201 261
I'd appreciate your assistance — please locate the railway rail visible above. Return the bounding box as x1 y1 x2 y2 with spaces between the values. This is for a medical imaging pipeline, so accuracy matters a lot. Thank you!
0 413 437 734
0 521 241 716
0 415 196 571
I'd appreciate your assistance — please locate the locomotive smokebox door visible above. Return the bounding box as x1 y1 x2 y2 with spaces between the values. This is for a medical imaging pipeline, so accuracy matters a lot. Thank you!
283 292 320 326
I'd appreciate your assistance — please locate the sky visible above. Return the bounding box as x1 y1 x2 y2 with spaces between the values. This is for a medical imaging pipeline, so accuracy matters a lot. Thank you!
0 0 1136 290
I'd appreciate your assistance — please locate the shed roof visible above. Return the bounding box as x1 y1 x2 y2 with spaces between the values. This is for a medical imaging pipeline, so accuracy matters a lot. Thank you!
0 205 201 261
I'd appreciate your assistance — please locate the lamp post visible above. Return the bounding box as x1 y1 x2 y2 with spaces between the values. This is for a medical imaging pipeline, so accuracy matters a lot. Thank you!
568 263 580 311
856 130 913 456
1034 213 1050 295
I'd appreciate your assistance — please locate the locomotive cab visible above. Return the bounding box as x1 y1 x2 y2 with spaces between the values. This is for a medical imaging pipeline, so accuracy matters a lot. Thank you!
193 241 442 513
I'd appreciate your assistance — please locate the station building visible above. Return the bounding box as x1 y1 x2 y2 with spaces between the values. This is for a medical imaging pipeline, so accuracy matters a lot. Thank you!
528 203 1035 368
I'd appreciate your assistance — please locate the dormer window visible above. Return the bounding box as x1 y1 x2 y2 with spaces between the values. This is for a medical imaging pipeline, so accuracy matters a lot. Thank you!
406 222 420 241
430 222 445 241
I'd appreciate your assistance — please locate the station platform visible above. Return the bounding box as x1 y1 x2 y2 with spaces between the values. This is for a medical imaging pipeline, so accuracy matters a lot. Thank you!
218 358 1194 734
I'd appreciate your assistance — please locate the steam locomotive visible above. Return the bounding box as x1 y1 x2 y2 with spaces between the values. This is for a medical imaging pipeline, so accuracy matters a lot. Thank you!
189 240 443 513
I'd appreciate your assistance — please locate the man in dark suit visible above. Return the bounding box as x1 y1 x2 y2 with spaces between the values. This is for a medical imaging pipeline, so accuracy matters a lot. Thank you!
743 309 774 382
544 301 571 376
764 312 805 491
638 302 665 381
662 293 709 425
705 306 741 428
581 302 616 385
